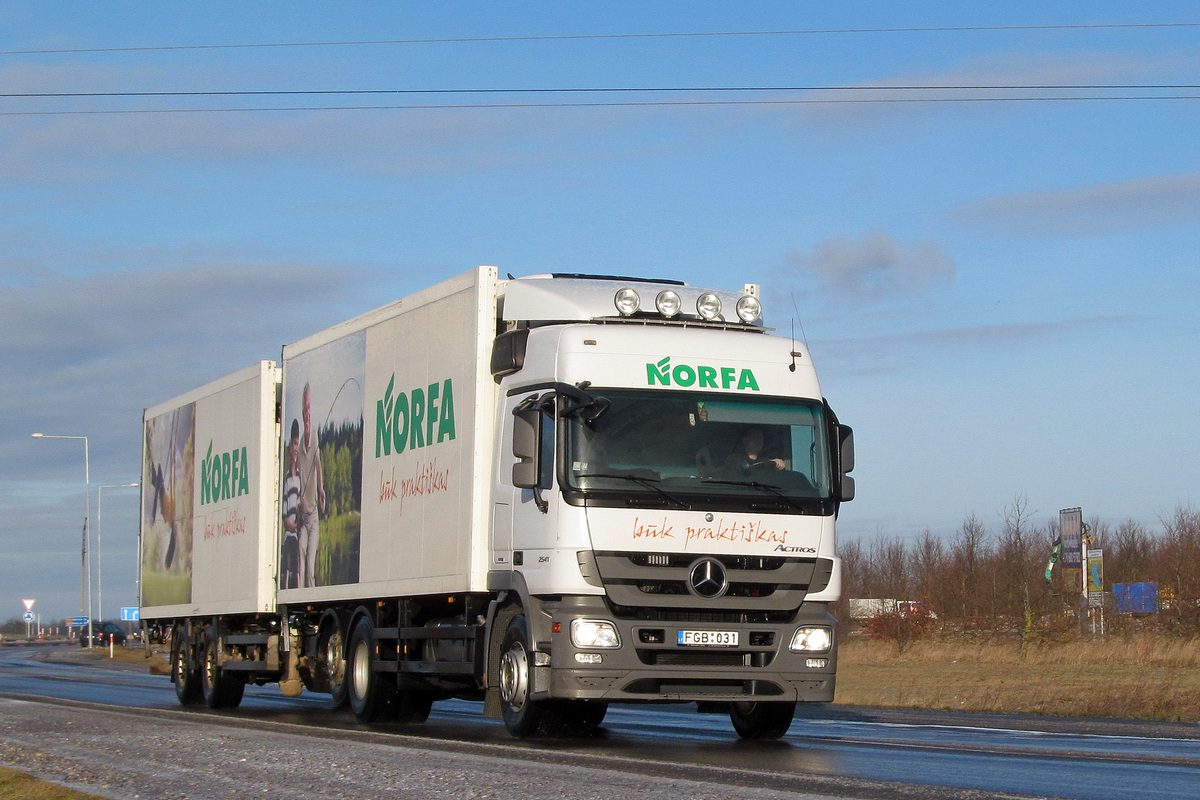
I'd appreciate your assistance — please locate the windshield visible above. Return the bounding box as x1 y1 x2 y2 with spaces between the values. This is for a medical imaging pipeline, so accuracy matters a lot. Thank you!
564 389 832 511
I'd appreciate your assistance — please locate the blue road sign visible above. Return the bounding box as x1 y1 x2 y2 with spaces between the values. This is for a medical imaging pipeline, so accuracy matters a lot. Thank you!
68 617 89 627
120 607 141 622
23 612 34 623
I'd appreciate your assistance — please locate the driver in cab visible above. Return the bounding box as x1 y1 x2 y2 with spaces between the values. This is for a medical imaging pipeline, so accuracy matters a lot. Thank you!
728 427 786 471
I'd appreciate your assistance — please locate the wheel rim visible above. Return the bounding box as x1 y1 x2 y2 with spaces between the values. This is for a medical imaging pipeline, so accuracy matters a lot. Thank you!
324 630 345 690
172 633 188 683
351 638 371 700
203 644 217 690
499 640 529 712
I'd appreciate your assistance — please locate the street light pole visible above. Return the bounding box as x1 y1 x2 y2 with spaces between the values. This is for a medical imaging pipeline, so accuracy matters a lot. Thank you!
32 432 92 648
98 482 139 624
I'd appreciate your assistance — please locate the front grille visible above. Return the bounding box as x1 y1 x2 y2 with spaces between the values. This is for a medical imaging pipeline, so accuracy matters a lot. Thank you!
622 678 787 696
596 552 833 615
636 650 777 668
610 604 794 624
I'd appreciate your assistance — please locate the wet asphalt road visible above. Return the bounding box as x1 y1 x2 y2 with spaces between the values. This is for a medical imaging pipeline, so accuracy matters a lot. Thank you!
2 643 1199 800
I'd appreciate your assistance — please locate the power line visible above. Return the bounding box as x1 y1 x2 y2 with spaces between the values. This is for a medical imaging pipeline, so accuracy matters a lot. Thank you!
3 84 1198 100
3 22 1198 56
3 95 1197 117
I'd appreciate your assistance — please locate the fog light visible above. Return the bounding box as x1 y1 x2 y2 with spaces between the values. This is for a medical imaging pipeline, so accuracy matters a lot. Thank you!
696 292 722 320
575 652 603 665
571 618 621 648
614 288 640 316
735 294 762 323
789 626 832 653
655 289 681 318
805 658 828 669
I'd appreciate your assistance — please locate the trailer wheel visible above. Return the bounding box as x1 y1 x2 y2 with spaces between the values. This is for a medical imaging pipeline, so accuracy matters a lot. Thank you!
728 701 796 740
200 629 245 709
316 617 348 708
347 617 395 723
171 624 202 706
498 613 552 737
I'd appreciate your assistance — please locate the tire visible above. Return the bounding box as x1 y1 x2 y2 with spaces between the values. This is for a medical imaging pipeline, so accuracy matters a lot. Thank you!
498 613 552 737
553 700 608 736
347 617 395 723
316 618 348 708
729 701 796 740
200 629 245 709
171 624 202 706
393 690 434 724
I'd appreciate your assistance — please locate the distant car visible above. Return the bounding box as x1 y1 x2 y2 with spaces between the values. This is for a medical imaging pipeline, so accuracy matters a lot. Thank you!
79 621 127 647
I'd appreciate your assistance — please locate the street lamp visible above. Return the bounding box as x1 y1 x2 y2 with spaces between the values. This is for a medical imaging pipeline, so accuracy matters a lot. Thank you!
98 482 139 624
32 432 93 648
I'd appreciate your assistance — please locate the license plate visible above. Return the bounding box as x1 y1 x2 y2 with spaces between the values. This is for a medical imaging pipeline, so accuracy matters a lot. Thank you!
677 629 739 647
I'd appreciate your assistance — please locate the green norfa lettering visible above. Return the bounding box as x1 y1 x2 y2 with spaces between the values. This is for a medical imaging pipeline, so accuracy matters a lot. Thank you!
646 356 760 391
200 441 250 505
376 374 456 458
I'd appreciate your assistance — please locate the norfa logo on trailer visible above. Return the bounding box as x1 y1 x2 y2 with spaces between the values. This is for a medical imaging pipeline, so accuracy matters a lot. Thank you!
200 441 250 505
646 357 760 391
375 374 457 458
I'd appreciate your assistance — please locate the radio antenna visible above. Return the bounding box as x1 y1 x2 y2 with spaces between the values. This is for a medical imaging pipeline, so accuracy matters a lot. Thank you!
789 293 810 372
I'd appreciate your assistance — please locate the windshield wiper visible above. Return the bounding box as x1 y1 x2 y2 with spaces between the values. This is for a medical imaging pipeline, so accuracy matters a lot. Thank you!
575 472 691 510
700 478 807 513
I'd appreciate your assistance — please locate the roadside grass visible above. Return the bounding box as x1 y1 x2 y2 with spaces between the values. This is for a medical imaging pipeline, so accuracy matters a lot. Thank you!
0 766 100 800
83 642 169 674
836 636 1200 721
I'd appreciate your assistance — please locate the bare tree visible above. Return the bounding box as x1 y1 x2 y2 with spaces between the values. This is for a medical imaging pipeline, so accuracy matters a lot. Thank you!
1000 494 1038 653
951 513 989 629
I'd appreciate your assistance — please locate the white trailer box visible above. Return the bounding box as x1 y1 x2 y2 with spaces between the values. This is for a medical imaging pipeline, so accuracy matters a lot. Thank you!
140 361 282 619
276 266 498 605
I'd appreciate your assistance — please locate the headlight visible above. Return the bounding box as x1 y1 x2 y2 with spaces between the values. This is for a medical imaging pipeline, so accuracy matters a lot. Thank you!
655 289 682 318
614 288 640 316
570 619 621 649
789 626 832 653
696 292 722 320
735 294 762 323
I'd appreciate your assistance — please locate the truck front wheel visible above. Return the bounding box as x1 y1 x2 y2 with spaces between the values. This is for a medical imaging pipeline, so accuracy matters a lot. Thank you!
729 701 796 739
498 613 552 737
347 617 395 723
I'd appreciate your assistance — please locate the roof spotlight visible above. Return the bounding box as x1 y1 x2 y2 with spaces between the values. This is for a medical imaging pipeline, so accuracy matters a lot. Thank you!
696 292 722 321
655 289 682 318
614 287 641 316
736 294 762 323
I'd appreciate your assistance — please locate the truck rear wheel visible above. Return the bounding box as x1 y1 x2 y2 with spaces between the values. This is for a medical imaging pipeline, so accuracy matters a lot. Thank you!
347 617 395 723
200 629 245 709
171 624 202 706
498 613 553 737
316 617 348 708
729 701 796 739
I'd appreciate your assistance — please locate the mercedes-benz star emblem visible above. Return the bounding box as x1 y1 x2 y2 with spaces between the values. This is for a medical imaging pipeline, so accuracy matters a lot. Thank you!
688 557 729 599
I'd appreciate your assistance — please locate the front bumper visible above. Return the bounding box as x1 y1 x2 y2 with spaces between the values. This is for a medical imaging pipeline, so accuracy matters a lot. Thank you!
536 596 837 704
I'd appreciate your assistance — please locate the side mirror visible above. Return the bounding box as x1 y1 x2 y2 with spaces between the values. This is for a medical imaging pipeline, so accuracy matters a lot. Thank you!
511 401 541 489
840 474 856 503
491 328 529 380
839 426 854 475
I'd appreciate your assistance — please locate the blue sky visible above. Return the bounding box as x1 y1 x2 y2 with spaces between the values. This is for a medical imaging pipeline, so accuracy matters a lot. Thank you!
3 3 1198 622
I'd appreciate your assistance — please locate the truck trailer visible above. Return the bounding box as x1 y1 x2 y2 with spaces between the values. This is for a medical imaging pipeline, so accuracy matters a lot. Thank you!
139 266 854 739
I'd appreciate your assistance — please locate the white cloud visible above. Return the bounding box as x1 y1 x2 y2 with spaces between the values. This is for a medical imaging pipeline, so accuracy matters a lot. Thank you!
949 173 1200 236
